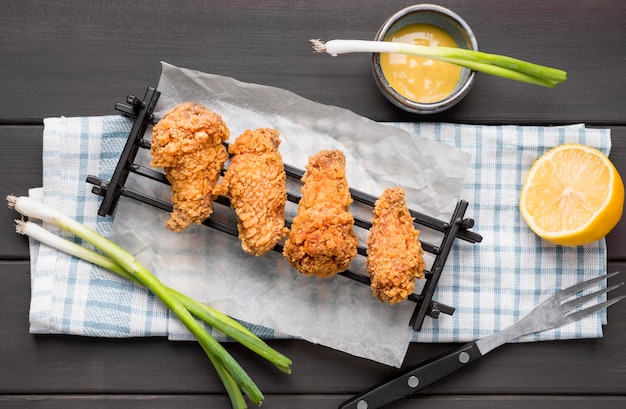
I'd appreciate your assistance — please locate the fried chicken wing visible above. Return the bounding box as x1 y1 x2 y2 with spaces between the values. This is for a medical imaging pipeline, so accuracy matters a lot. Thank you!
283 150 358 277
213 128 289 256
150 102 230 232
366 187 426 304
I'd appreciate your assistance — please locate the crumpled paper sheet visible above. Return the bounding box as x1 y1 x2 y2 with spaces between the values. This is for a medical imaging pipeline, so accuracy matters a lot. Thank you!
109 62 471 367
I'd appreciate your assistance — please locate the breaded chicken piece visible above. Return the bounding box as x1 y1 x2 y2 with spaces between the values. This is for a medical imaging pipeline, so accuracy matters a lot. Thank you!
213 128 289 256
283 150 358 278
150 102 230 232
366 187 426 304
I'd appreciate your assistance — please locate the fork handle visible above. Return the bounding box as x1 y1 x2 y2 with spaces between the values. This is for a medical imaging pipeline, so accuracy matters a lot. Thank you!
338 342 482 409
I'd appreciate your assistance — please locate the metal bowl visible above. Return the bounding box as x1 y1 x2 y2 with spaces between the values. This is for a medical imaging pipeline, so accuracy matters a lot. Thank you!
372 4 478 114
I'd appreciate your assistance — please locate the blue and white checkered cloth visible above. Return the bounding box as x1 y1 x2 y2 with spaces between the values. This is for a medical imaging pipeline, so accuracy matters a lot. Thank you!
29 116 610 349
391 123 610 343
29 116 169 337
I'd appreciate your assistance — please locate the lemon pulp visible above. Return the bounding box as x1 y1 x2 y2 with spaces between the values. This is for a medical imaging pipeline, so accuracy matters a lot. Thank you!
519 144 624 246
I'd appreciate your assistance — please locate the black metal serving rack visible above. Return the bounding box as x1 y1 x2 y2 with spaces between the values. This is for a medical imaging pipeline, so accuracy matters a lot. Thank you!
87 87 483 331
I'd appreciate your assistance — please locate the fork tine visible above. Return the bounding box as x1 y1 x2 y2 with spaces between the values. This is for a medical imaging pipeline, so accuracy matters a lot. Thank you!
554 271 620 301
560 282 624 312
563 295 625 324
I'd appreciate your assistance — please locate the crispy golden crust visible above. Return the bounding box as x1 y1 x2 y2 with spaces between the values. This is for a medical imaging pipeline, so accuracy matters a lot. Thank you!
366 187 425 304
150 102 230 232
214 128 289 256
297 150 352 210
283 150 358 277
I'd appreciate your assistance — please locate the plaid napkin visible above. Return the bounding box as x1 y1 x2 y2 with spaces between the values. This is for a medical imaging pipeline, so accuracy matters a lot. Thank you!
28 116 610 345
392 123 610 343
29 116 168 337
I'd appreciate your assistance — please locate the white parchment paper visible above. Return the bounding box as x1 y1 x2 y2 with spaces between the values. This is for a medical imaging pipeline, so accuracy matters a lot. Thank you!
109 62 471 367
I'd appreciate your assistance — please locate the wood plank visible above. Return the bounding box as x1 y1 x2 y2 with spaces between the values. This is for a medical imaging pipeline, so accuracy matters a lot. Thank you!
0 126 43 258
0 0 625 125
2 260 624 396
2 1 626 407
0 395 624 409
606 127 626 259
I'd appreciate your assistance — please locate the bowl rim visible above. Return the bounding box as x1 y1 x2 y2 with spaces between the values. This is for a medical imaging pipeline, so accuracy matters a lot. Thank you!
371 4 478 114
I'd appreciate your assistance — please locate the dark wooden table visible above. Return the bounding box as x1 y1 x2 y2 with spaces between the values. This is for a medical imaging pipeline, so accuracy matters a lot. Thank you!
2 1 625 408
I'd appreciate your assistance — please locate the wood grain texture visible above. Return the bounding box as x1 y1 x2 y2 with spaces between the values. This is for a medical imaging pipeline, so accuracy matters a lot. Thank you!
2 1 626 408
0 395 625 409
606 127 626 260
1 261 625 399
0 126 42 258
1 0 625 124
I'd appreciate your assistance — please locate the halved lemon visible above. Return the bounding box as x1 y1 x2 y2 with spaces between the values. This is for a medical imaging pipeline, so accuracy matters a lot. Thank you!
520 143 624 246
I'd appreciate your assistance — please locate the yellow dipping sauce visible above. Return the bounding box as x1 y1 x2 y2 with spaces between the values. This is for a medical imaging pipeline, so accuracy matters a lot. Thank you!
380 23 462 103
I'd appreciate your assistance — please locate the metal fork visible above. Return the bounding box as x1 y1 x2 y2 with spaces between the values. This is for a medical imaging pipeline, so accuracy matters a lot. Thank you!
339 271 625 409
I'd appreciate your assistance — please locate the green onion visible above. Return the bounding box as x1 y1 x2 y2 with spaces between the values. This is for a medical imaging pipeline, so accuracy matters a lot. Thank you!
14 218 291 374
9 195 293 407
310 39 567 88
14 220 246 408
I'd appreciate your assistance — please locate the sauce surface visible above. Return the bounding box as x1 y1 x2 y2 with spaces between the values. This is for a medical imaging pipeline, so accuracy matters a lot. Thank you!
380 23 462 103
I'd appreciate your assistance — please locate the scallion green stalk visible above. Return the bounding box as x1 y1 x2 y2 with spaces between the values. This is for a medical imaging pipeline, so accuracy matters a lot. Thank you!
202 344 249 409
14 219 249 408
14 219 291 375
7 195 280 407
311 39 567 88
